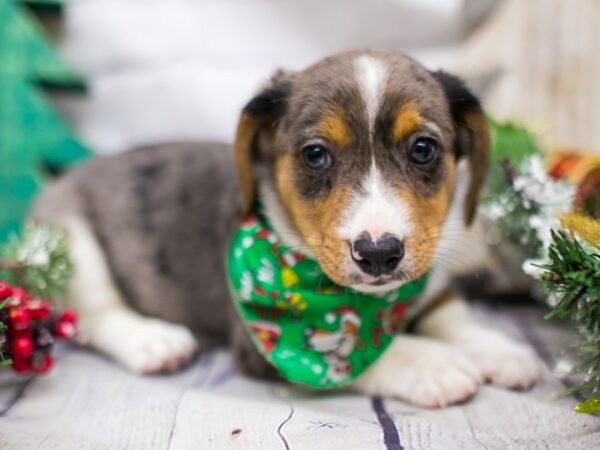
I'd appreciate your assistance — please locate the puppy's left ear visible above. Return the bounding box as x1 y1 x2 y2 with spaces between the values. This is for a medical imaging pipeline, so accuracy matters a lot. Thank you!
234 70 293 217
433 71 490 226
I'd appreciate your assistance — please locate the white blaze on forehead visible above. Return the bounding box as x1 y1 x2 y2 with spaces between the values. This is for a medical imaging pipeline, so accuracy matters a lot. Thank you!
337 159 413 243
354 55 387 132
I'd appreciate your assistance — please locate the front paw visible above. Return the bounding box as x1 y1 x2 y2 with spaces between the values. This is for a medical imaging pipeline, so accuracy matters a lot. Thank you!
121 318 200 374
451 329 541 389
89 312 199 374
353 337 483 408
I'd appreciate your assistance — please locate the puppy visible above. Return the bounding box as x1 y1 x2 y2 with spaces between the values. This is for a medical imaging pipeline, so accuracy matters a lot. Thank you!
32 50 540 407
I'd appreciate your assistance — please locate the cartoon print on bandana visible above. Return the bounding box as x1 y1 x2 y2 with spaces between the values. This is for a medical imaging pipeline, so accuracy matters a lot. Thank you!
227 209 430 389
305 307 361 384
249 321 281 353
383 302 412 334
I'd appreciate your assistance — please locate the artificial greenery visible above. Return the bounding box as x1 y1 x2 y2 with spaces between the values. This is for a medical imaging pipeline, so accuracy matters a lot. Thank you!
485 163 544 255
481 120 546 255
574 396 600 414
0 221 73 299
537 221 600 413
0 0 92 245
484 118 600 413
484 118 540 199
0 221 73 368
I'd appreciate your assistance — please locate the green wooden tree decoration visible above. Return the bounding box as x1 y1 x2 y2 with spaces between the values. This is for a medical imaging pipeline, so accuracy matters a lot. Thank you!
0 0 93 245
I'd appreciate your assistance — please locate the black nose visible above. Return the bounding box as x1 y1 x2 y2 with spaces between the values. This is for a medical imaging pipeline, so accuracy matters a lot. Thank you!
351 234 404 276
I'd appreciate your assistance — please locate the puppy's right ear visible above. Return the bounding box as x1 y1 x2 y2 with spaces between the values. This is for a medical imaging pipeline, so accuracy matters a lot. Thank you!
234 71 293 217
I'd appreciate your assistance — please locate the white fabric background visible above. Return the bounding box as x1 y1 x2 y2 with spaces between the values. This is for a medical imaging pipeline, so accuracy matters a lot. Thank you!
54 0 495 154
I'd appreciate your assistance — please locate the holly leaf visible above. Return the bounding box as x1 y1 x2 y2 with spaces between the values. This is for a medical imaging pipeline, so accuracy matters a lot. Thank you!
574 395 600 414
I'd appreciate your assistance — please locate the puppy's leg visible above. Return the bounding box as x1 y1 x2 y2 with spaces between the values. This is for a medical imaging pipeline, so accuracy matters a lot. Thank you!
64 216 198 374
415 296 541 389
352 335 483 408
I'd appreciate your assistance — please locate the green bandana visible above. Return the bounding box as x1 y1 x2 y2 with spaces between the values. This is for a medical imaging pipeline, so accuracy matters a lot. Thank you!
227 212 429 389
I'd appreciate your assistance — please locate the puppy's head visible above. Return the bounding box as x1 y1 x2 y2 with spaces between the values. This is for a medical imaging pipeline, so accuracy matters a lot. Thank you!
234 50 489 293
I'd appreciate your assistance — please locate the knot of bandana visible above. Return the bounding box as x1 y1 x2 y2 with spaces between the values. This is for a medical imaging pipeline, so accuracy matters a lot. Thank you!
227 212 429 389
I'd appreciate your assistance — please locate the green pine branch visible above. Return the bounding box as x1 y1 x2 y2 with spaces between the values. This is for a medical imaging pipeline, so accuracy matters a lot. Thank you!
539 230 600 413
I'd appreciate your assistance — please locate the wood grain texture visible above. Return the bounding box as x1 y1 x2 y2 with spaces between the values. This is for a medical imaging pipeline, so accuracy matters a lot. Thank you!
453 0 600 154
0 304 599 450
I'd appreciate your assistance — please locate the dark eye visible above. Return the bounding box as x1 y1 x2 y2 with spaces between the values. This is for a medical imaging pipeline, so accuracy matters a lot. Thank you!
410 138 439 165
302 144 332 171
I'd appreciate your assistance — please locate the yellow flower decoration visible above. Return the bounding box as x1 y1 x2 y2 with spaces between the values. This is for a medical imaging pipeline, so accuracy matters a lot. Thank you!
560 213 600 247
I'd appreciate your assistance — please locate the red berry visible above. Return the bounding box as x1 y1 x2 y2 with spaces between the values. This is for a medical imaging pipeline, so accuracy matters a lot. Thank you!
33 354 53 374
8 287 30 308
27 299 52 321
7 298 21 308
10 336 34 358
54 321 76 340
0 281 12 301
11 357 32 374
8 307 31 330
59 309 78 324
8 326 31 339
10 287 30 302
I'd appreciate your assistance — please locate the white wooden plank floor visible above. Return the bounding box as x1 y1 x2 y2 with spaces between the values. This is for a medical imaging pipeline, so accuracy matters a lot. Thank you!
0 303 599 450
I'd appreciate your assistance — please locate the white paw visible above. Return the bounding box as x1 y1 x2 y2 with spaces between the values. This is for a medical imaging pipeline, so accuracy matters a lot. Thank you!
123 319 199 374
353 337 483 408
391 345 482 408
89 311 199 374
451 328 541 389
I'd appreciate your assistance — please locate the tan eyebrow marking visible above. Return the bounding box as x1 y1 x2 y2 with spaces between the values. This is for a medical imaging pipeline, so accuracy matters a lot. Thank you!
392 102 422 142
319 112 351 149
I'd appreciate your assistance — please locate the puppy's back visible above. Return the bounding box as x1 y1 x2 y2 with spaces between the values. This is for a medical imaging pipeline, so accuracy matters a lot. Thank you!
32 142 242 341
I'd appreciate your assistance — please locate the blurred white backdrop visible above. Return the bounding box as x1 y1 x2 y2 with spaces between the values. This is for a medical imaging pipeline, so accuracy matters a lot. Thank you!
54 0 497 154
